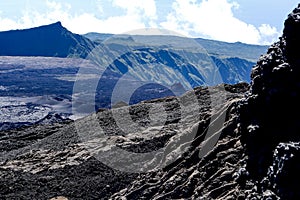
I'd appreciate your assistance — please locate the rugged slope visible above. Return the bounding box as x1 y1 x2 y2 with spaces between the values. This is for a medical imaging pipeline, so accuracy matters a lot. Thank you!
0 22 95 58
0 83 247 199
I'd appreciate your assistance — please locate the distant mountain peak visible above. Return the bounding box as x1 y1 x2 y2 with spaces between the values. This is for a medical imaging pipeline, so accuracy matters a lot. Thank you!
38 21 63 27
37 21 64 30
32 21 69 35
52 21 63 26
41 21 65 30
0 22 95 58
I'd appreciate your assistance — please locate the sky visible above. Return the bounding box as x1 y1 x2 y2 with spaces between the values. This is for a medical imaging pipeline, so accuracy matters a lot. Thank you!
0 0 298 45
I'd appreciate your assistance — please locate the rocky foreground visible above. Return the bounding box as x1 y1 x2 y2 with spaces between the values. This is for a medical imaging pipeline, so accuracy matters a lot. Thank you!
1 4 300 200
0 83 247 199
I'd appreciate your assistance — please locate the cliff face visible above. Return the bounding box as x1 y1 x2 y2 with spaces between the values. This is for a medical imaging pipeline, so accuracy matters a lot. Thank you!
0 22 95 58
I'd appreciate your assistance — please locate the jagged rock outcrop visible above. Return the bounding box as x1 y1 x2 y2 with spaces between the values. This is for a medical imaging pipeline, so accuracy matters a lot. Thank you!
234 4 300 198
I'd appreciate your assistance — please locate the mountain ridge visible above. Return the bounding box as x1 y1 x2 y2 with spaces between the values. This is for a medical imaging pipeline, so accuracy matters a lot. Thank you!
0 22 268 87
0 21 95 58
84 32 268 62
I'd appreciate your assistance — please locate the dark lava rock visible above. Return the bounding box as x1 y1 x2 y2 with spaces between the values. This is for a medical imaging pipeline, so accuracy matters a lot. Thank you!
266 142 300 199
236 3 300 199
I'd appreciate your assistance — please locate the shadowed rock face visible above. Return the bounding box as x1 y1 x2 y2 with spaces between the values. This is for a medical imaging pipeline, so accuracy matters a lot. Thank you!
237 4 300 198
284 6 300 65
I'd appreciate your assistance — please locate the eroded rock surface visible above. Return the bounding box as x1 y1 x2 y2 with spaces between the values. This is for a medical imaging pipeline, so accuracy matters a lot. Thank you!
0 84 246 199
